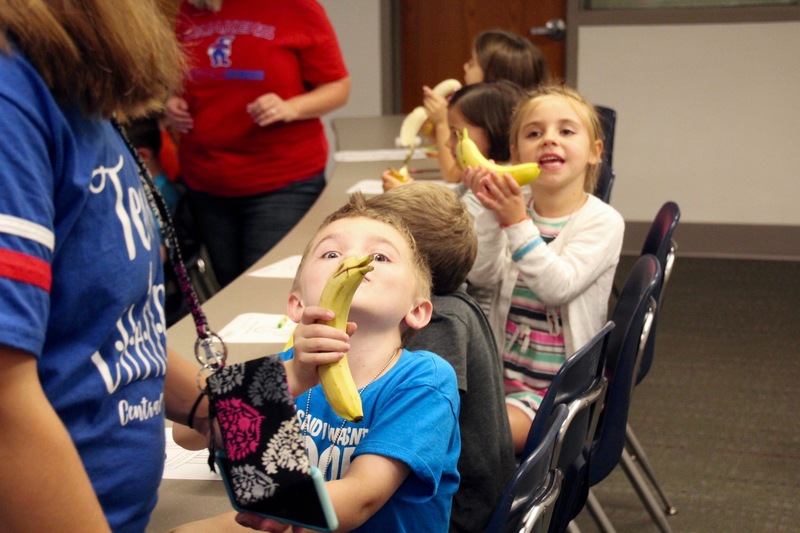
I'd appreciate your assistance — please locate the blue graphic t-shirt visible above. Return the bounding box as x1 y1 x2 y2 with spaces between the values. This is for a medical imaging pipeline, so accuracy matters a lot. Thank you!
282 348 461 533
0 51 167 532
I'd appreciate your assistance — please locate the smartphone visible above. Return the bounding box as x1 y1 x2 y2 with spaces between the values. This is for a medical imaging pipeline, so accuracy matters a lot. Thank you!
215 450 338 532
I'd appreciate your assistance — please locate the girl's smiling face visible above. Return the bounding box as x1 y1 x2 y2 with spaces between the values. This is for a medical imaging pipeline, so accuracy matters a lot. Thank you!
512 95 602 194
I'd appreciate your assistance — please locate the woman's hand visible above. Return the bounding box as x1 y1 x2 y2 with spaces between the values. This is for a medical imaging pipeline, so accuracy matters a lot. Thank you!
247 93 298 127
165 96 194 134
235 513 301 532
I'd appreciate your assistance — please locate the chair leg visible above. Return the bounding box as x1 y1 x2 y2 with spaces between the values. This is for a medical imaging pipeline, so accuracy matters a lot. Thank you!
566 521 582 533
620 449 674 533
625 423 678 515
586 489 617 533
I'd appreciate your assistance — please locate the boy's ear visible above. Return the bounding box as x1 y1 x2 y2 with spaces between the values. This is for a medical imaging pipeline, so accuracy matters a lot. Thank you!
286 292 305 323
136 146 156 165
403 298 433 332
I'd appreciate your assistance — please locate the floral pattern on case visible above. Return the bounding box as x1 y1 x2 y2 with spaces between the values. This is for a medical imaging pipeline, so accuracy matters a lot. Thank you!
208 355 313 509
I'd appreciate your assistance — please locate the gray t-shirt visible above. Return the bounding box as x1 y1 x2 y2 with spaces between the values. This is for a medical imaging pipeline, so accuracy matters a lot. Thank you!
409 286 516 532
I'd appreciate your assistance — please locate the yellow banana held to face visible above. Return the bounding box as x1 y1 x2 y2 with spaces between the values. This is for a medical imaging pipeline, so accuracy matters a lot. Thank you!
455 128 541 186
316 255 374 422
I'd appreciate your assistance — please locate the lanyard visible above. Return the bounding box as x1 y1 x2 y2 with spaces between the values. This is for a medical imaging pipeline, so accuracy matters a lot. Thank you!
112 118 226 386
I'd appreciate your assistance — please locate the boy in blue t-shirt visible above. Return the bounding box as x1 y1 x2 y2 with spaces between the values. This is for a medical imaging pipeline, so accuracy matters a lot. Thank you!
173 193 461 532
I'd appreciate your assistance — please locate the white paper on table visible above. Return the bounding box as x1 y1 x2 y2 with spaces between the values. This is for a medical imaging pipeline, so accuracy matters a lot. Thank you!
346 179 385 195
162 427 221 481
333 149 427 162
247 255 302 279
218 313 296 344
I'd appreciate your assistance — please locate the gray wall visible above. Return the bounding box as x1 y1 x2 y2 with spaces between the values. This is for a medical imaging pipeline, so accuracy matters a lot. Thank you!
576 21 800 227
319 3 799 257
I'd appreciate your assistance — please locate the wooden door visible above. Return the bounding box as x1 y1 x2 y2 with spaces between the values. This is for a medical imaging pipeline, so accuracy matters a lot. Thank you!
399 0 566 113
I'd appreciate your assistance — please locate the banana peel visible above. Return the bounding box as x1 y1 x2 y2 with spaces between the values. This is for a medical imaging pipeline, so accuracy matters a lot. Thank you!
455 128 540 186
316 255 374 422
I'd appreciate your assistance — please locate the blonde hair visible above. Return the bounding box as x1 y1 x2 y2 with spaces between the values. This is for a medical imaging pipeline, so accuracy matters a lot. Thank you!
0 0 184 119
509 84 604 194
293 193 432 303
367 183 476 296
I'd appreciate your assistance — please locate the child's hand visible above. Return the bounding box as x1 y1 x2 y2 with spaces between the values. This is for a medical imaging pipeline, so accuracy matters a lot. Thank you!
422 86 448 126
462 165 492 196
472 172 528 226
381 169 414 191
286 305 355 396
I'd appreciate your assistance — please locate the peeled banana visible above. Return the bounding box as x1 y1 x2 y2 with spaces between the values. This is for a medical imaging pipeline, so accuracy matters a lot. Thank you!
398 78 462 148
316 255 374 422
455 128 541 186
387 163 412 183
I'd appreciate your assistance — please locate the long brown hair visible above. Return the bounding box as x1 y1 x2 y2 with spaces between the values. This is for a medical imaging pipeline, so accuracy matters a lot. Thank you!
0 0 184 118
473 29 550 90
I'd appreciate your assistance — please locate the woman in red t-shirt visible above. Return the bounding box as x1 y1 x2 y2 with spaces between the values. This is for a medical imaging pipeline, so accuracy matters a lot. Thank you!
166 0 350 287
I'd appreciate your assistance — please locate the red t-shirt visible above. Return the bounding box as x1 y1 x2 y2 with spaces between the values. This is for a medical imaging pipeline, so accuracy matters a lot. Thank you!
175 0 348 196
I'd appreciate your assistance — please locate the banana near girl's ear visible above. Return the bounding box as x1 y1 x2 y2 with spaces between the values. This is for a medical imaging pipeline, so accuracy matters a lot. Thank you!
404 298 433 331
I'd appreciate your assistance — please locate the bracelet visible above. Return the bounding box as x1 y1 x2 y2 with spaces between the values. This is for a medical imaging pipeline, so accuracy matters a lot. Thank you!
187 391 207 430
500 216 531 229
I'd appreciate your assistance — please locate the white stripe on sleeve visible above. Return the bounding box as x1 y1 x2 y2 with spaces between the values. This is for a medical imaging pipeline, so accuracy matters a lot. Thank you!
0 213 55 252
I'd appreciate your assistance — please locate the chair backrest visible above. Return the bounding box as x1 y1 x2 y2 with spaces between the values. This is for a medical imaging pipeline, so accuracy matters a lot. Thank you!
522 321 616 460
636 201 681 384
521 322 614 533
589 254 661 487
486 404 569 533
594 162 615 204
594 105 616 168
593 105 617 204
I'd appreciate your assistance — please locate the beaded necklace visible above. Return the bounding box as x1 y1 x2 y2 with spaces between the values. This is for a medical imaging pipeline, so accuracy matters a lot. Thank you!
302 347 400 479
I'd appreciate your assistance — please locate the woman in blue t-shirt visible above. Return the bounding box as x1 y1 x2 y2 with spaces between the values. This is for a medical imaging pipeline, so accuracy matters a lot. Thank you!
0 3 211 532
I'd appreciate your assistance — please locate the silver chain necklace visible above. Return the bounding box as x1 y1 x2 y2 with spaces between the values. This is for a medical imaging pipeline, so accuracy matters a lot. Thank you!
302 347 400 479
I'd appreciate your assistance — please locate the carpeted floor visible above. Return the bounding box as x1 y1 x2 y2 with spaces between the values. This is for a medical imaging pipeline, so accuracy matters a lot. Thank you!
572 256 800 533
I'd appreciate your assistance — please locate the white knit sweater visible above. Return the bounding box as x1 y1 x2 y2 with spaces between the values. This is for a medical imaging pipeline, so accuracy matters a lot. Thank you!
467 194 625 358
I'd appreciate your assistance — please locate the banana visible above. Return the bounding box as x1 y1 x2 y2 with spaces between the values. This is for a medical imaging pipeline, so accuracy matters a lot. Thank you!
398 78 462 148
316 255 374 422
455 128 541 186
387 164 412 183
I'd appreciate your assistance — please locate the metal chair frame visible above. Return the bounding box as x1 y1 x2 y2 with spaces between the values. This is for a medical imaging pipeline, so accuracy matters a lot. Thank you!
487 405 569 533
624 202 682 524
576 255 667 533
